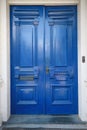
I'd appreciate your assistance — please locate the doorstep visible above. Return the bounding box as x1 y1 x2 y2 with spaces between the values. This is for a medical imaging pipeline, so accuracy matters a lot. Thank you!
2 115 87 130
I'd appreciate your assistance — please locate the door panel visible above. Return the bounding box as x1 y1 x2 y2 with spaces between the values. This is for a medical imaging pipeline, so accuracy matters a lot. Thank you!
11 6 45 114
11 6 78 114
45 6 78 114
54 25 67 66
20 25 33 67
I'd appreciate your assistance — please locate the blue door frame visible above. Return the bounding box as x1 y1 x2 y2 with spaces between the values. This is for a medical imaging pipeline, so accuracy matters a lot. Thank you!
10 6 78 114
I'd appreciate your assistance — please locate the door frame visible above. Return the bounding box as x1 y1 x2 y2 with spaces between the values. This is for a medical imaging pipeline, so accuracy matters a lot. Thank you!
10 5 78 114
1 0 87 121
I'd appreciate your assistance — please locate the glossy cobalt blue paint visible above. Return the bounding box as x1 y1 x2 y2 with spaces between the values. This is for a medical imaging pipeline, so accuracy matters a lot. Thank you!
10 6 78 114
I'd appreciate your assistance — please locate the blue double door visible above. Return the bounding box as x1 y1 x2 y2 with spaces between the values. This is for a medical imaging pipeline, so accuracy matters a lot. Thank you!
11 6 78 114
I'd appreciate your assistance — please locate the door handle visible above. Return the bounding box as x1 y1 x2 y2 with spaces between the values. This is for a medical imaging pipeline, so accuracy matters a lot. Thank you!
46 67 49 74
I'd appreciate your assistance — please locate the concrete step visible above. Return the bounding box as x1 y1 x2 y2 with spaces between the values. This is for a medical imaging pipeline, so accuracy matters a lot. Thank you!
2 115 87 130
2 126 87 130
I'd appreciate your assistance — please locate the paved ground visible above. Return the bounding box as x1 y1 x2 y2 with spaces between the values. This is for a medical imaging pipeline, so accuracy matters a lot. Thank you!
0 127 2 130
2 127 87 130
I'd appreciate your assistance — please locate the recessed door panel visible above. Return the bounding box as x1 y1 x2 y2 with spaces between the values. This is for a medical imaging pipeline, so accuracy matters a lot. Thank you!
20 25 33 67
54 25 67 66
11 6 78 114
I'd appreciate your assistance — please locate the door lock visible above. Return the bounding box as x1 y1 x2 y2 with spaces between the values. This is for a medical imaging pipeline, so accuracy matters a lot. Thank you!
46 67 49 74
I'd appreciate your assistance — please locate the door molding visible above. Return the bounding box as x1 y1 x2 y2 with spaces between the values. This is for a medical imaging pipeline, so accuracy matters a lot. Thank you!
8 0 79 5
0 0 87 122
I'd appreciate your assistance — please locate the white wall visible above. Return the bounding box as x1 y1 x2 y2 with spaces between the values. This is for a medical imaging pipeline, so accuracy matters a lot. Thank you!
0 0 87 122
0 0 2 126
0 0 10 122
78 0 87 121
84 0 87 120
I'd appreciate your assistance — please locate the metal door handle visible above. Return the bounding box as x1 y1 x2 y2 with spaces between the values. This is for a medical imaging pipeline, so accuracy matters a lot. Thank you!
46 67 49 74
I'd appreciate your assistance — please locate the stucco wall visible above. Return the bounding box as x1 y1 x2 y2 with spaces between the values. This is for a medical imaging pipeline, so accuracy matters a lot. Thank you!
0 0 11 123
0 0 87 123
0 2 1 125
79 0 87 120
